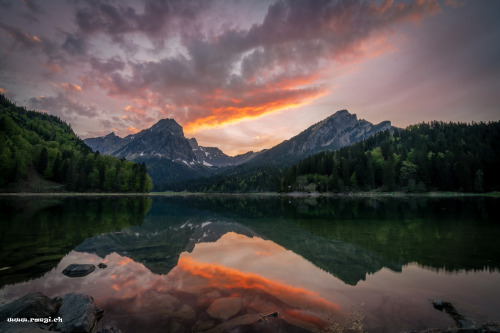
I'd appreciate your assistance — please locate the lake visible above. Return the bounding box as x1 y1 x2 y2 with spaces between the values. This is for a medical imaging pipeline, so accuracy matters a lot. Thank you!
1 195 499 332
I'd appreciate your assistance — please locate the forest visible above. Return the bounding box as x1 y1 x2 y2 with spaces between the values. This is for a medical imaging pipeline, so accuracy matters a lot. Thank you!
0 95 152 192
282 121 500 193
169 121 500 194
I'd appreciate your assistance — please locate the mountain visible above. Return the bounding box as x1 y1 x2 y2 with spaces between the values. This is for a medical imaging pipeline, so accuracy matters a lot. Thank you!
83 132 130 156
282 120 500 193
85 118 260 187
166 110 393 192
247 109 393 166
85 119 195 161
85 110 392 190
85 119 256 166
188 138 258 167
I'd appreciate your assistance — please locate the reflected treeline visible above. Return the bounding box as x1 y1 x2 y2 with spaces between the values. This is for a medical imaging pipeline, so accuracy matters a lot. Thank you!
141 195 500 285
0 196 151 287
3 195 499 287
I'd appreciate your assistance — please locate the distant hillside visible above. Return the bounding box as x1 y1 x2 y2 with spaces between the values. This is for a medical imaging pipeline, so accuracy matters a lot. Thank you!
85 119 259 188
0 95 152 192
167 110 393 192
282 121 500 193
86 109 391 191
247 109 393 167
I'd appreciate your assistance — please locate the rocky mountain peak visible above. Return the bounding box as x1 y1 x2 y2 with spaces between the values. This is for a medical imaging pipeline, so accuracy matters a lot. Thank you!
149 118 183 136
246 109 393 166
85 110 393 188
188 138 199 150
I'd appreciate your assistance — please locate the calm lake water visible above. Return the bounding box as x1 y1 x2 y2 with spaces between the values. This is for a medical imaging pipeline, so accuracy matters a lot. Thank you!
1 195 499 332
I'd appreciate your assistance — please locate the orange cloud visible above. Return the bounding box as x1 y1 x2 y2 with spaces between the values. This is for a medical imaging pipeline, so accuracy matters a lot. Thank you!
126 126 139 134
177 256 339 314
183 87 328 133
60 82 82 93
0 87 8 94
124 104 146 117
363 34 397 59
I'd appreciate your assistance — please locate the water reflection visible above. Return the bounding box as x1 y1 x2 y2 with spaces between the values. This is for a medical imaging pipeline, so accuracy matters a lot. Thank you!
1 196 500 332
0 196 151 287
69 196 500 285
2 232 346 332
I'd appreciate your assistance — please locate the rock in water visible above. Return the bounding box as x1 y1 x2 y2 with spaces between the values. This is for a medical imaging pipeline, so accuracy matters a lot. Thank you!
55 293 104 333
0 292 61 319
0 292 61 332
62 264 96 277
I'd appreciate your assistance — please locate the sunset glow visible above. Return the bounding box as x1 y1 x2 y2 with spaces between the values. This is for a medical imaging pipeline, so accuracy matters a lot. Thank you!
184 87 329 133
178 256 339 313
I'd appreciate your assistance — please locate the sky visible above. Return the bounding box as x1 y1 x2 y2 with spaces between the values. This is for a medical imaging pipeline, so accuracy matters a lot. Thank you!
1 0 499 156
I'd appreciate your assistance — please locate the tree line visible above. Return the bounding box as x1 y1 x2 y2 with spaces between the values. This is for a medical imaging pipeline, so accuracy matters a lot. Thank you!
166 165 281 193
0 94 152 192
282 121 500 193
168 120 500 194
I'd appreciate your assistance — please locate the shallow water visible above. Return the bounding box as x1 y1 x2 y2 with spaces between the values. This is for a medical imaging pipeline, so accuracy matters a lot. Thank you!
1 195 499 332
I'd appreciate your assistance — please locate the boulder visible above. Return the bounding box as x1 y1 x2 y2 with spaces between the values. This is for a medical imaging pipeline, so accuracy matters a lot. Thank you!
0 292 61 320
62 264 96 277
0 292 62 332
55 293 104 333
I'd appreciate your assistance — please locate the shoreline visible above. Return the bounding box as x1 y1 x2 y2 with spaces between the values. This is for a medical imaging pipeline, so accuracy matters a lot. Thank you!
0 191 499 198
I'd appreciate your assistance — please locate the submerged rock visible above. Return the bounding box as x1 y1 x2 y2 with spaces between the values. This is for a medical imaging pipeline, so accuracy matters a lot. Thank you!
431 300 475 329
421 300 500 333
62 264 96 277
417 323 500 332
55 293 104 333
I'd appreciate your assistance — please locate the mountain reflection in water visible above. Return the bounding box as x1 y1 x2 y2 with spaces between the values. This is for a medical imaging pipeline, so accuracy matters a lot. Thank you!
1 196 500 332
2 232 344 332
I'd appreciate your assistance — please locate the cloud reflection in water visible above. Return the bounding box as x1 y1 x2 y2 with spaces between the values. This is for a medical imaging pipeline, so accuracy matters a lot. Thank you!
1 232 343 332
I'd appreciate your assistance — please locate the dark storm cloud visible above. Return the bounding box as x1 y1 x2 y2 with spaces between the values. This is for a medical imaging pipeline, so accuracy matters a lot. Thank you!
0 0 11 9
28 93 99 120
23 0 45 14
76 0 443 129
62 33 89 55
74 0 211 41
90 56 126 73
0 22 43 50
0 21 66 69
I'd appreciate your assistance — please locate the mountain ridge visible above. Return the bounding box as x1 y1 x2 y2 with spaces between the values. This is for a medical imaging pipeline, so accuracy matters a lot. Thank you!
243 109 393 167
84 110 393 189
